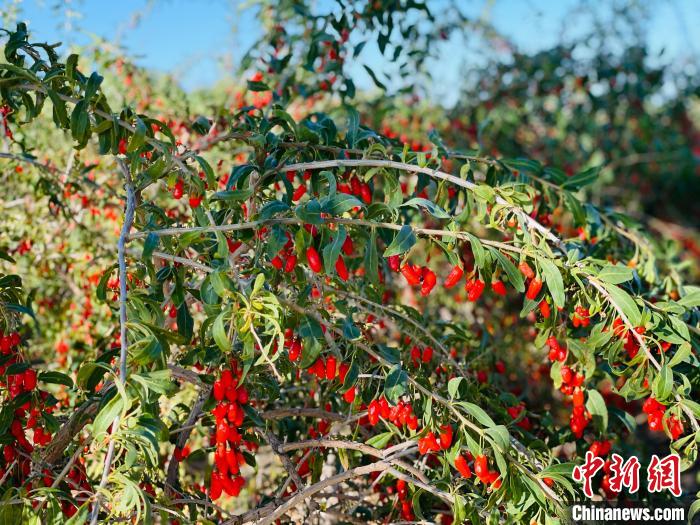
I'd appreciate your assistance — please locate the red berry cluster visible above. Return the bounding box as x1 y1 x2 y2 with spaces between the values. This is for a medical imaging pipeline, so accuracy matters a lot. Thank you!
558 365 585 395
612 318 646 359
571 305 591 328
546 336 568 362
473 454 502 488
268 232 297 273
409 345 433 366
397 262 437 296
506 404 533 431
569 388 591 438
642 397 683 439
1 104 14 139
417 424 452 454
518 261 543 301
465 277 486 301
366 396 418 430
394 479 414 520
454 452 472 478
341 175 373 205
209 361 250 500
0 330 57 496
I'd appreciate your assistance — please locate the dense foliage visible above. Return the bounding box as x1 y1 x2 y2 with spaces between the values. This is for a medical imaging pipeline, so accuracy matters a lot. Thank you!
1 3 699 524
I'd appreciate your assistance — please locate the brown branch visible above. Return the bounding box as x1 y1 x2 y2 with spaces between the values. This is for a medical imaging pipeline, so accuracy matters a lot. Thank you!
278 438 428 484
261 407 345 422
256 427 318 519
234 460 392 525
41 397 100 465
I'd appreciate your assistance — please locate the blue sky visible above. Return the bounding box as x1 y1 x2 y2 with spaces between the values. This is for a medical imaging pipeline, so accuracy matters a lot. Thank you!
7 0 700 104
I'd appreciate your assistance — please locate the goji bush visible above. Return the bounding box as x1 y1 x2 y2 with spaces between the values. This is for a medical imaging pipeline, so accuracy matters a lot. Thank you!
1 4 699 525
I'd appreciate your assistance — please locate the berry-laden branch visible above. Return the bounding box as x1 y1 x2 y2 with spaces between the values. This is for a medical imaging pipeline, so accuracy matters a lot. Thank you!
279 158 567 251
280 298 564 505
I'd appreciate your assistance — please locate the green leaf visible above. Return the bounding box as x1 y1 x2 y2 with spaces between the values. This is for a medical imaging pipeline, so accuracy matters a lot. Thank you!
342 318 361 340
563 190 586 225
384 364 407 404
212 311 231 352
452 494 467 525
210 189 253 202
342 361 359 391
259 200 290 220
668 342 691 368
652 365 673 401
362 65 387 90
600 282 641 326
320 193 363 215
448 377 465 399
677 289 700 309
127 117 148 153
585 389 608 432
93 395 124 437
69 99 90 146
457 401 496 428
366 431 393 449
597 264 634 285
299 339 321 369
466 233 485 268
39 371 74 388
84 71 103 100
142 233 159 260
562 166 600 190
247 80 270 91
177 303 194 343
6 362 30 375
400 197 451 219
48 89 69 127
345 106 360 147
295 199 324 224
322 226 346 275
383 225 416 257
538 257 565 307
299 315 323 341
490 249 525 292
609 406 636 433
485 425 510 452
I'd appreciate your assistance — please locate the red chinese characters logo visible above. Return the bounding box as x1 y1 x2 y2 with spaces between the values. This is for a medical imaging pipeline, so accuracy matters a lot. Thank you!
573 452 680 498
573 451 605 498
647 454 681 497
607 453 641 494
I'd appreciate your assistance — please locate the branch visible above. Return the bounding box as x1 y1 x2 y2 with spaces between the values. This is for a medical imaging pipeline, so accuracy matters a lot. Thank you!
89 157 136 525
256 427 318 519
0 151 58 173
278 438 428 484
238 461 392 525
280 159 566 251
41 396 100 465
261 407 345 421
